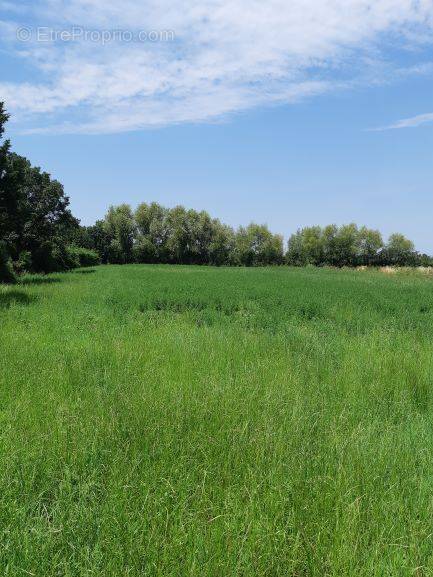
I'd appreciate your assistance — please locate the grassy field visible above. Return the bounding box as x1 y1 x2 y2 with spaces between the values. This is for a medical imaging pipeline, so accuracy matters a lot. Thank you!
2 265 433 576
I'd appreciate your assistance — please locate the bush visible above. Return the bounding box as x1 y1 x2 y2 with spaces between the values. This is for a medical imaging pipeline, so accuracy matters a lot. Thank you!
11 244 99 276
32 242 62 273
78 248 100 267
418 253 433 267
0 242 16 284
32 243 80 272
13 251 32 275
67 246 100 267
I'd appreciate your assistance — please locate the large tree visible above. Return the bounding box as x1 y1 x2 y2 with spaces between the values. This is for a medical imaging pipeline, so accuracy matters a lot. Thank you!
0 102 9 175
104 204 136 264
382 233 416 266
0 105 15 281
286 226 324 266
286 224 410 268
0 103 11 246
235 224 283 266
331 223 360 267
0 103 80 276
134 203 236 266
358 226 383 266
2 153 78 271
208 220 235 266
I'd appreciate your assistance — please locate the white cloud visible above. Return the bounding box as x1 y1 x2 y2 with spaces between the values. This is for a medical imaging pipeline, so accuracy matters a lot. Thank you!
370 112 433 130
1 0 433 133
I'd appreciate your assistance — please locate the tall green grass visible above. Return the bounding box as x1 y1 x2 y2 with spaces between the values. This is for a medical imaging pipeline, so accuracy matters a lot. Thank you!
1 265 433 576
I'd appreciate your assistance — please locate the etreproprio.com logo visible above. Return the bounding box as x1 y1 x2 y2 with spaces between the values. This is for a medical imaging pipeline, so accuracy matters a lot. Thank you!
16 26 176 44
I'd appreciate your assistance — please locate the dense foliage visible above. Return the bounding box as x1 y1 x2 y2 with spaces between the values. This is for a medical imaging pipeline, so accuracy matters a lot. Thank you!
0 104 99 282
76 203 284 267
286 224 431 267
76 204 429 269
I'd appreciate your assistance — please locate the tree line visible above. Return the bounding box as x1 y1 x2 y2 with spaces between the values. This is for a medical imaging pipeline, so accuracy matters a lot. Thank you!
74 205 431 269
73 203 284 267
286 224 432 267
1 102 431 283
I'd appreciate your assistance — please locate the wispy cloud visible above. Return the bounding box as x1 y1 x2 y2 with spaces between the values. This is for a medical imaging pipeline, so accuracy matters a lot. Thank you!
1 0 433 134
369 112 433 131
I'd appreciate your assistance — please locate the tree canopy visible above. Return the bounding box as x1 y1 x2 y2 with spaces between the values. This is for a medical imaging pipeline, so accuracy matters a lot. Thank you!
286 224 423 268
80 203 283 267
0 105 99 282
78 206 427 269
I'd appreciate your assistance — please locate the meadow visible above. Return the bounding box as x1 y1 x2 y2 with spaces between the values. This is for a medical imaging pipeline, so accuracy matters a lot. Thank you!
1 264 433 576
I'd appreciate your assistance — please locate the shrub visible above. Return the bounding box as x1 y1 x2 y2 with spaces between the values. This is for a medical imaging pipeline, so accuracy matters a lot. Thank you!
33 243 80 272
13 251 32 275
32 242 62 273
0 242 16 284
67 246 100 267
31 244 100 272
60 246 80 270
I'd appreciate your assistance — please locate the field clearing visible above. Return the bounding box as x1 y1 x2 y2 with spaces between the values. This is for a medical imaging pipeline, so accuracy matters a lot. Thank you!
2 264 433 576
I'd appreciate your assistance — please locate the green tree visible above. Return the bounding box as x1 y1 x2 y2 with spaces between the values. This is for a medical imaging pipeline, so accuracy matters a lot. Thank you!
87 221 113 264
358 226 383 265
1 150 78 273
133 235 157 263
286 226 323 266
286 230 306 266
187 209 211 264
0 104 14 282
136 202 164 237
135 202 170 263
302 226 324 265
135 203 237 266
331 224 360 267
321 225 338 265
209 220 235 266
165 205 194 264
288 224 387 267
383 233 416 266
0 103 96 276
235 224 283 266
104 205 135 264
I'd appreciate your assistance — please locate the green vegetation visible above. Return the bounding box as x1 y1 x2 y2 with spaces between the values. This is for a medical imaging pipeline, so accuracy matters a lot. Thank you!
2 264 433 575
76 203 285 267
79 204 430 268
0 241 16 284
1 103 431 283
286 225 430 267
0 104 98 282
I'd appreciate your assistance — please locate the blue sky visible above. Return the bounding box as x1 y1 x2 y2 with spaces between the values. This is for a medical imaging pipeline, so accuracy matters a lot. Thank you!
1 1 433 251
